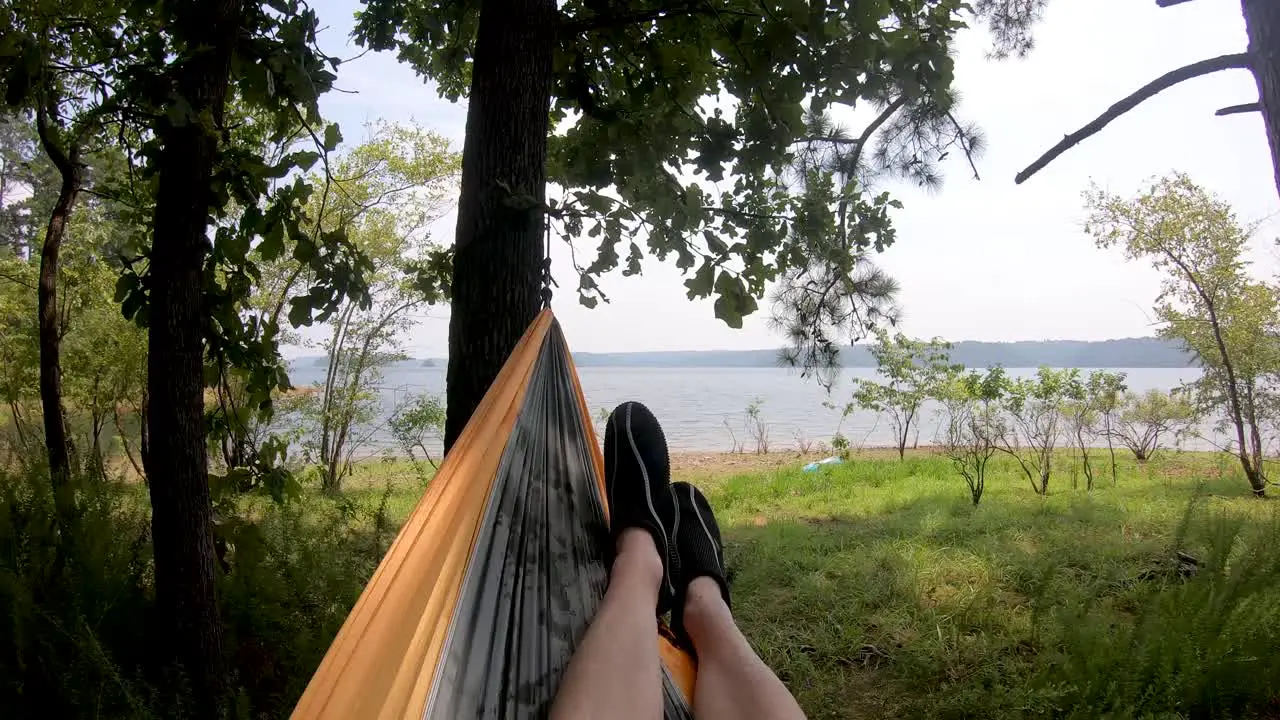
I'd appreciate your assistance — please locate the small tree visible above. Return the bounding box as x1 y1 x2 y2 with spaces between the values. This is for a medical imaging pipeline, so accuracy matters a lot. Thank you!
850 330 959 459
940 368 1005 506
1086 174 1275 496
1113 389 1198 462
1087 370 1127 487
1060 370 1127 492
745 398 770 454
388 391 446 483
997 367 1075 495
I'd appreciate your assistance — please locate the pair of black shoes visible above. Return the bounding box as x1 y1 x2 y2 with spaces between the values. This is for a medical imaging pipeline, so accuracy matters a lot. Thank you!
602 401 732 631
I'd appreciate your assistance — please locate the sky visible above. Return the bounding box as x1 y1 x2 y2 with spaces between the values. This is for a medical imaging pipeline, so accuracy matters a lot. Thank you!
305 0 1280 357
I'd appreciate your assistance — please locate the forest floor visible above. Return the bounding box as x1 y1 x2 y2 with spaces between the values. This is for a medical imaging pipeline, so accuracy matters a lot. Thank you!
339 448 1280 719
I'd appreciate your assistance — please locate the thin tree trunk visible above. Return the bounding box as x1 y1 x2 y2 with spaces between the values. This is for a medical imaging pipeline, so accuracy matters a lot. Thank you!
1204 303 1264 495
34 107 80 496
145 0 243 714
444 0 557 450
320 303 357 470
1105 413 1118 486
9 400 28 449
1242 0 1280 198
114 406 146 480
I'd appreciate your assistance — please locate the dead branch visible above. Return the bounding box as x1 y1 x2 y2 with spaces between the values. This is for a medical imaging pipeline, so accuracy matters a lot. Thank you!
1016 53 1252 184
1216 102 1262 116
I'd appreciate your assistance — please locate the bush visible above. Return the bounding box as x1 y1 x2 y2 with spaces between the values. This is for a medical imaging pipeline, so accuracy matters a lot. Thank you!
0 460 397 719
0 462 159 719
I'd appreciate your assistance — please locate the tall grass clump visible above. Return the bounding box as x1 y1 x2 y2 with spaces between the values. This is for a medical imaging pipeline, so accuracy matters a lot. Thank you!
1036 510 1280 719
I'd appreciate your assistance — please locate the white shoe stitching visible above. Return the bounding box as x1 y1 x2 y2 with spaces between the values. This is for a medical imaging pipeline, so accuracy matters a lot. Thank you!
625 403 673 597
690 484 723 575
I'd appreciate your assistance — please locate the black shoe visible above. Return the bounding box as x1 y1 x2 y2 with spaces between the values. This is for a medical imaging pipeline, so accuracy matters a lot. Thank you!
603 401 676 612
668 481 731 638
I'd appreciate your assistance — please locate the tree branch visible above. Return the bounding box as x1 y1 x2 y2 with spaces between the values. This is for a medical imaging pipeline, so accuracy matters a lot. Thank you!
1016 53 1252 184
565 1 704 32
35 103 75 177
850 97 908 173
1216 102 1261 116
946 111 982 181
1156 0 1196 6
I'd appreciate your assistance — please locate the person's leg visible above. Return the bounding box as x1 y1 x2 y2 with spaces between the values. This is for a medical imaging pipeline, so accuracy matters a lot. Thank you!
549 402 674 720
668 482 806 720
684 577 805 720
549 528 664 720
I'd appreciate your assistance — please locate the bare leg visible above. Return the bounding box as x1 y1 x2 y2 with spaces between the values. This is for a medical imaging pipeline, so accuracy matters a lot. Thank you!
549 528 664 720
684 577 806 720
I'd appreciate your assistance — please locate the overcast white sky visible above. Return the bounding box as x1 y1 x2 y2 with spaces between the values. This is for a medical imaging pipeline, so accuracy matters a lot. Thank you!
308 0 1280 357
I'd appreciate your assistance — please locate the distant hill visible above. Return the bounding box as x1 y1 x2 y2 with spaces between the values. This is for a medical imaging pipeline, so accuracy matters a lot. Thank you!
292 337 1193 370
572 337 1193 369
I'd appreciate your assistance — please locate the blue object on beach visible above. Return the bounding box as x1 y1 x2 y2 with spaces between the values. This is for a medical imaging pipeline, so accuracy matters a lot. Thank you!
801 456 843 472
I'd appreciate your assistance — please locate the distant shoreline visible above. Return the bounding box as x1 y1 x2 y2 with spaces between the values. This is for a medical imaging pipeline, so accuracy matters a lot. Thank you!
290 337 1195 370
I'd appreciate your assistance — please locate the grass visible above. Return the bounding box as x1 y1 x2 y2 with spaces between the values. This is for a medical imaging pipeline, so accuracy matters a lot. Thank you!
5 448 1280 718
698 450 1280 719
332 448 1280 718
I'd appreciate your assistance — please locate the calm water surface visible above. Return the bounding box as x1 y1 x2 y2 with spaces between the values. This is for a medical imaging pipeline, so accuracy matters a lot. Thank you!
287 364 1209 455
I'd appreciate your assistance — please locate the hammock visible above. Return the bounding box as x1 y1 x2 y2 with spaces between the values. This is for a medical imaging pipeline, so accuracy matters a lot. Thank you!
291 310 696 719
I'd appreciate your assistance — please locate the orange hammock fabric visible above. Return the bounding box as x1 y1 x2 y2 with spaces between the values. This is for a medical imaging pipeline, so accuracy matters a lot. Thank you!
292 310 695 719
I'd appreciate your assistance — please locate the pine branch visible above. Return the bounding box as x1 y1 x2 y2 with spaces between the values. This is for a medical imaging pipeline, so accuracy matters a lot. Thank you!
946 111 982 181
850 97 908 173
1216 102 1261 116
1016 53 1252 184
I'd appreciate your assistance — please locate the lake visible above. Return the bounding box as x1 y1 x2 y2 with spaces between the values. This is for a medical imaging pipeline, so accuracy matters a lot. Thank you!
286 364 1213 456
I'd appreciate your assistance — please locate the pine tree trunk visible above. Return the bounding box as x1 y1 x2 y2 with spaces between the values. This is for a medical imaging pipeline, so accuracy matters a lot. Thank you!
1242 0 1280 198
443 0 557 451
33 111 80 495
145 0 243 713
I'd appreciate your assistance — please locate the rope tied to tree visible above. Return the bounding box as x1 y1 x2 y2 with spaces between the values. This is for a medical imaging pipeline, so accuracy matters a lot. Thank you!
540 212 554 309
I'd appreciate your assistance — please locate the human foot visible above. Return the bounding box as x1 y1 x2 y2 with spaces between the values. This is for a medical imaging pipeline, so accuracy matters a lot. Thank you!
603 401 675 611
667 481 730 638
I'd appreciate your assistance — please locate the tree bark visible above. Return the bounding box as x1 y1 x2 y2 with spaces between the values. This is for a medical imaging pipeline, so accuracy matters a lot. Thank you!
34 109 80 495
145 0 243 714
1203 302 1264 495
1242 0 1280 198
443 0 557 451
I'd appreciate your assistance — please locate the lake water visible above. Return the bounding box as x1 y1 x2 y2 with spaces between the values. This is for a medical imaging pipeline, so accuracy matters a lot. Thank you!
287 364 1213 456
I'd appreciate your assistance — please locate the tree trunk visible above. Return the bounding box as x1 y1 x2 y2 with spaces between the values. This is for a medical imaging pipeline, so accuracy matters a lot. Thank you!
1242 0 1280 198
443 0 557 451
145 0 243 714
34 110 80 495
1205 309 1265 495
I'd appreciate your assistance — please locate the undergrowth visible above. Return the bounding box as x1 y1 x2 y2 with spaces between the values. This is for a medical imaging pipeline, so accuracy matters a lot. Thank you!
2 450 1280 718
0 459 396 719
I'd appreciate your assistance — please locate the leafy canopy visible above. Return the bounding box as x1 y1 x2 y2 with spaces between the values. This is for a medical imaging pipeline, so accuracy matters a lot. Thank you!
355 0 1039 349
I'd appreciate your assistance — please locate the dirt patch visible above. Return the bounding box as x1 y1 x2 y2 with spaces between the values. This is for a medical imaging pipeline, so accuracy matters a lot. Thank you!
670 451 826 478
669 447 943 479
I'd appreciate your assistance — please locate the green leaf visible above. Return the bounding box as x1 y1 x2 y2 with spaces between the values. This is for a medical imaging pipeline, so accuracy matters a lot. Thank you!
684 260 715 299
293 151 321 172
323 123 342 152
259 218 285 261
114 273 138 303
287 297 312 327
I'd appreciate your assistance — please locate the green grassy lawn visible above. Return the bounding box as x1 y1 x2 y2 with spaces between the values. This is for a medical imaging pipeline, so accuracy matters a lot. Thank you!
696 451 1280 719
344 450 1280 719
